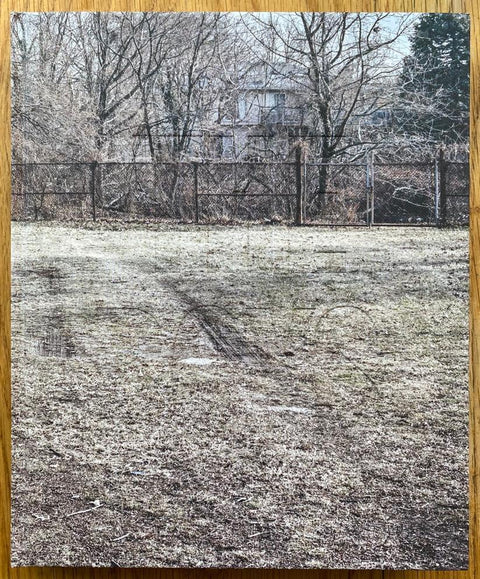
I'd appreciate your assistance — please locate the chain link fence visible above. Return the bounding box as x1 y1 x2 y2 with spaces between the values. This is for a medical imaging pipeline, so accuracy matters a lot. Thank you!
97 162 195 219
373 162 436 224
11 156 469 226
444 161 470 226
304 163 370 225
196 161 297 223
11 162 93 221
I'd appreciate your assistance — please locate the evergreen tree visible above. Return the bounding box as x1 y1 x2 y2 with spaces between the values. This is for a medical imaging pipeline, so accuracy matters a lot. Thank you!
398 13 469 143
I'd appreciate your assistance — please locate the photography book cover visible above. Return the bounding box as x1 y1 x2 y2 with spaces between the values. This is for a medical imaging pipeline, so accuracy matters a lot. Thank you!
10 11 470 568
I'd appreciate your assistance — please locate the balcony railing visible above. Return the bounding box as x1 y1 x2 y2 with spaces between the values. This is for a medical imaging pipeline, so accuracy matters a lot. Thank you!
259 106 305 125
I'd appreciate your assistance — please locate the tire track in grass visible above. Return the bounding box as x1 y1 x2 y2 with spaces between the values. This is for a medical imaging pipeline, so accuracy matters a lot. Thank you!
163 280 271 364
98 255 270 364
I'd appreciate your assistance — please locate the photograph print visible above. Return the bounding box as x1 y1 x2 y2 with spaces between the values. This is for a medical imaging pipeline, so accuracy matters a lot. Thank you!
10 11 470 568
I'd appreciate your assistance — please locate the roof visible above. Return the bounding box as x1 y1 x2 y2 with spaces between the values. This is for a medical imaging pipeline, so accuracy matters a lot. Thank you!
240 61 307 91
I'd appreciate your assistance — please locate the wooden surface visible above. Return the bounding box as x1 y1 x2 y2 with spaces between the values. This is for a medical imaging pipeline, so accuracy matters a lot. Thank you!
0 0 477 577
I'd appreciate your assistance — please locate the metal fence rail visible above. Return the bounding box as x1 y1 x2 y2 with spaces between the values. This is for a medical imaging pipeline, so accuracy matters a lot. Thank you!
11 152 469 226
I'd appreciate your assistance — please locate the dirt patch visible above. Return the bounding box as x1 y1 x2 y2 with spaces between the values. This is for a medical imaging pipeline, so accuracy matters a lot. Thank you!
15 263 78 358
36 309 77 358
28 265 66 295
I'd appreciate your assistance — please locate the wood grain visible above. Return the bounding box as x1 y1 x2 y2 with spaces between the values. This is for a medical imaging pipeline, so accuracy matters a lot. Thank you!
0 0 476 578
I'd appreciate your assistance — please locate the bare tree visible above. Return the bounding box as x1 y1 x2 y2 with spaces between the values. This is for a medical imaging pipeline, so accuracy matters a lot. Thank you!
11 13 96 162
240 13 413 210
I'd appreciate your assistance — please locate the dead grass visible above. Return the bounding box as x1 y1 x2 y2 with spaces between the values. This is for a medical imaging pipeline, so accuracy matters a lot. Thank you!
11 222 469 568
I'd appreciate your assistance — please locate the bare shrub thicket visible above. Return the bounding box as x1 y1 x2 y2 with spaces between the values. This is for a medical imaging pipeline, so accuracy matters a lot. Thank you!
11 12 469 223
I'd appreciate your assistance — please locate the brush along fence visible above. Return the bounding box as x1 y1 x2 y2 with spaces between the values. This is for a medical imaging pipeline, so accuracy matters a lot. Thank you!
11 152 468 226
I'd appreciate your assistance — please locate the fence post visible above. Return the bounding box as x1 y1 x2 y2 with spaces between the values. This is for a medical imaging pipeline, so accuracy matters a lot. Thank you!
295 145 304 226
434 156 440 225
366 155 371 226
90 161 97 221
438 147 447 226
370 151 375 226
303 153 307 223
193 162 199 224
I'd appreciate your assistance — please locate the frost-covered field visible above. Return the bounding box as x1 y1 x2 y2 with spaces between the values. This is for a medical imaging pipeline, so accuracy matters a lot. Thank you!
11 222 469 569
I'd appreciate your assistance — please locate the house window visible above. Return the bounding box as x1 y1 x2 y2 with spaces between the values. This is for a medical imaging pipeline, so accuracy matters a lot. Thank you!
274 93 286 109
263 92 286 124
274 93 286 123
221 135 234 159
246 136 260 160
238 95 247 120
